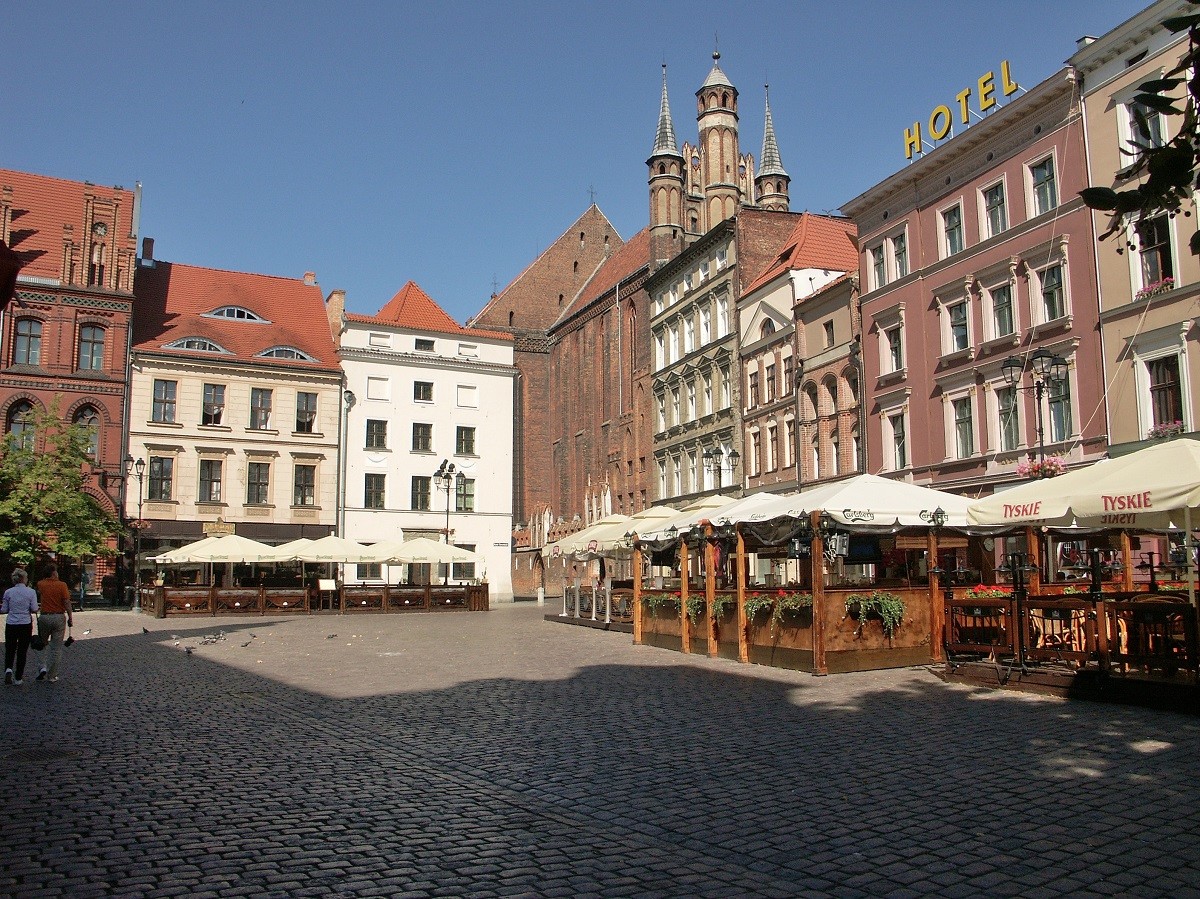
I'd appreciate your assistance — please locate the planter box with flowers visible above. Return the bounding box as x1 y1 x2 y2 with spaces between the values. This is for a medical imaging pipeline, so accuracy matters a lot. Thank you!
745 589 815 669
1016 455 1067 479
1148 420 1186 440
1134 277 1174 302
639 590 682 649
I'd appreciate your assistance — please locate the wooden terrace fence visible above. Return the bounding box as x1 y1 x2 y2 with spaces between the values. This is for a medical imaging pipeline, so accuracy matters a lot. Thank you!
140 584 490 616
944 590 1198 679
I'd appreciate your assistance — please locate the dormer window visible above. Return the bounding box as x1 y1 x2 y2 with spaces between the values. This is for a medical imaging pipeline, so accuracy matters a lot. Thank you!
203 306 268 322
164 337 231 354
415 338 435 352
257 346 317 361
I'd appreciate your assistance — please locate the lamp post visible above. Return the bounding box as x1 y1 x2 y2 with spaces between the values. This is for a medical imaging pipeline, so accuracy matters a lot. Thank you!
702 446 741 491
433 459 456 544
1000 349 1068 464
126 455 146 608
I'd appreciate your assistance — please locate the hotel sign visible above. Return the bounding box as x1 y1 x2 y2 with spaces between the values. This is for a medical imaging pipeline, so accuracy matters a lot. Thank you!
904 61 1018 159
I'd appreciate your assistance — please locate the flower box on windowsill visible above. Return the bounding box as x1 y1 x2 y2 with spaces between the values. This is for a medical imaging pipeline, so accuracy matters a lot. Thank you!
1135 278 1174 302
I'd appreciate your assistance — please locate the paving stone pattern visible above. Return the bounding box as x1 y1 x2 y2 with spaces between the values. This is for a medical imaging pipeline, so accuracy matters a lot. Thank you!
1 605 1198 898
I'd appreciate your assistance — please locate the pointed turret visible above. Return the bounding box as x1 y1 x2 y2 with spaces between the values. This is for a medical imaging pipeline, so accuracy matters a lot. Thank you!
651 65 682 158
695 50 741 229
755 85 790 212
648 64 685 267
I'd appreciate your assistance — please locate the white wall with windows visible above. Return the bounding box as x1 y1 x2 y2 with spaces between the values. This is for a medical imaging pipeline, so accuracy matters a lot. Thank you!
339 320 515 600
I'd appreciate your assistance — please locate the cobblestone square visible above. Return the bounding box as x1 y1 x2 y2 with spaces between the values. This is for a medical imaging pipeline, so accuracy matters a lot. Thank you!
2 604 1198 897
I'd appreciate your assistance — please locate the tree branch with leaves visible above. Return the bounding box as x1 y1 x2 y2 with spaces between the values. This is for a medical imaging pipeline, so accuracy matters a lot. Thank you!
1081 5 1200 256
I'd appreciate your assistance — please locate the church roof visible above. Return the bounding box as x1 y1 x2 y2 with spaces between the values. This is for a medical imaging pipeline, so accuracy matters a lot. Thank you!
555 228 650 327
651 66 682 158
132 261 341 371
742 212 858 296
757 87 788 179
347 280 510 340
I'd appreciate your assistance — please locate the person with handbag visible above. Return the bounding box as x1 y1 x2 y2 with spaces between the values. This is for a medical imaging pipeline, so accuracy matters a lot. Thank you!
3 568 38 685
34 563 72 683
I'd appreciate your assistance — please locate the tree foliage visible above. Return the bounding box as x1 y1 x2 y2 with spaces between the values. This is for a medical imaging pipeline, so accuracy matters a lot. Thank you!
1080 6 1200 256
0 401 119 565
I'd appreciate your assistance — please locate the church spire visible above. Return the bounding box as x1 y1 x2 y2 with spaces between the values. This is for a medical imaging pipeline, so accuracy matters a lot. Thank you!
652 64 682 157
755 84 791 212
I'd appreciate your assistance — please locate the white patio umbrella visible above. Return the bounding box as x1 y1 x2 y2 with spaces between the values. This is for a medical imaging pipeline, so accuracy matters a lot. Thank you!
542 513 631 559
148 535 222 564
735 474 971 530
634 493 745 542
378 536 485 565
576 504 682 557
182 534 276 564
967 439 1200 606
255 537 315 563
293 534 380 563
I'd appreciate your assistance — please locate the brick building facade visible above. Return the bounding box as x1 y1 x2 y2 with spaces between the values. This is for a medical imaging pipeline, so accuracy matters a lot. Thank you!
0 170 140 594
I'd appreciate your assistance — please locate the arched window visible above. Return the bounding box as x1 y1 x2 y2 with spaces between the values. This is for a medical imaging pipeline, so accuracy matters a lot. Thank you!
78 325 105 370
203 306 268 322
74 406 100 457
720 91 729 107
7 401 34 451
89 243 106 286
760 320 776 339
509 311 514 326
823 376 839 412
658 163 666 175
164 337 231 354
13 319 41 366
256 346 318 361
811 434 820 481
804 384 819 420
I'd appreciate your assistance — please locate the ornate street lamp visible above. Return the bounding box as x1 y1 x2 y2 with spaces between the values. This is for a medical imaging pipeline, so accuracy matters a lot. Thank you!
1000 349 1069 463
702 446 741 490
126 455 147 607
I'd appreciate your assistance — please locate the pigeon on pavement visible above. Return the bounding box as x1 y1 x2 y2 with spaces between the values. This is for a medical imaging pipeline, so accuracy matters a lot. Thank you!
142 627 149 634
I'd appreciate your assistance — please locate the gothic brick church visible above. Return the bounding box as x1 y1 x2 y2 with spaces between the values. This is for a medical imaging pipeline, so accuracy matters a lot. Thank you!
470 53 807 597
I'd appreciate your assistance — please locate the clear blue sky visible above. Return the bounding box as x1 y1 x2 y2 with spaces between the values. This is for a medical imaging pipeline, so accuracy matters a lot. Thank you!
6 1 1146 322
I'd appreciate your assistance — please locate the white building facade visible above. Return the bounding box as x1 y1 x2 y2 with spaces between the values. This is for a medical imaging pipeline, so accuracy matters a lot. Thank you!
331 283 517 602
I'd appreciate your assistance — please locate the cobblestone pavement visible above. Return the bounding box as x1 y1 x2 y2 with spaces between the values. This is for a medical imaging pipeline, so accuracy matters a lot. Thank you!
1 604 1198 898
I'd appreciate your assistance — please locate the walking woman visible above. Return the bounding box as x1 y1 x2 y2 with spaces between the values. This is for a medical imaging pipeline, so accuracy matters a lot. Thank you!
3 568 39 685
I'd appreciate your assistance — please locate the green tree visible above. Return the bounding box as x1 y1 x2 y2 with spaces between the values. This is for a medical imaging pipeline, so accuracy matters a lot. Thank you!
1081 6 1200 256
0 401 119 566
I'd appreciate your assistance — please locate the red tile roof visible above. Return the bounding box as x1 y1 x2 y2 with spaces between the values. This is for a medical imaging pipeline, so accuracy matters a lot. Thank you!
742 212 858 296
132 261 340 372
557 228 650 324
0 168 137 284
347 280 512 341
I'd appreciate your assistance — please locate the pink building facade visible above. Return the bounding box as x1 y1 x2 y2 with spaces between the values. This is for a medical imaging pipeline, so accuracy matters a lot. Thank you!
842 68 1107 494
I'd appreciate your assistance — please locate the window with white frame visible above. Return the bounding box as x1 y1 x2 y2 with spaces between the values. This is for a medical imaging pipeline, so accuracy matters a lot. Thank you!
766 364 776 402
671 457 681 496
996 385 1020 452
1147 354 1184 431
1126 95 1165 150
671 387 680 423
688 450 699 491
1136 213 1175 289
686 381 696 420
884 324 904 374
870 245 886 289
719 366 731 408
892 231 908 279
982 182 1007 238
199 459 222 503
699 307 711 345
952 396 974 458
887 411 907 470
657 459 667 498
1038 264 1066 322
684 317 695 354
946 299 970 353
702 373 713 416
656 394 666 431
767 425 777 472
1047 376 1072 443
655 332 665 370
717 296 730 337
942 204 964 257
785 419 796 469
748 371 760 408
989 282 1015 339
1030 156 1057 216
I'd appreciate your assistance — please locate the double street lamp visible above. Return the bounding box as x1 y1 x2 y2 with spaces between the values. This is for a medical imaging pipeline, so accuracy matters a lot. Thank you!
433 459 465 586
703 446 741 490
1000 349 1068 463
125 455 146 604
